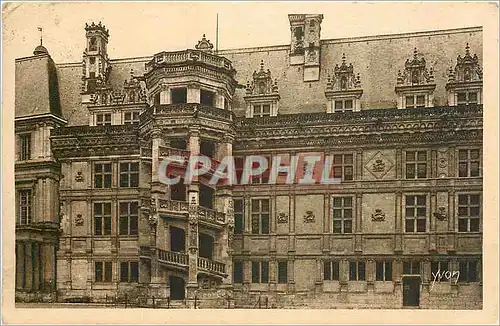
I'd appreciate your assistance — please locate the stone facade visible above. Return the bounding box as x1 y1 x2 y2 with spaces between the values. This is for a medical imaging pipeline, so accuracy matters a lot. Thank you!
14 14 482 309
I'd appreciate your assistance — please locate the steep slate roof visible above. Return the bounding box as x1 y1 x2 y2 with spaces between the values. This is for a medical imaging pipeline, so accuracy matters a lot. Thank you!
15 52 63 118
52 26 482 126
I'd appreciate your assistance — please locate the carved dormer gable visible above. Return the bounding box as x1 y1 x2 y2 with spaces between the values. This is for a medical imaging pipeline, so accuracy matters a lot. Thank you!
446 44 483 106
397 48 434 86
395 48 436 109
245 60 279 96
195 34 214 53
123 69 147 104
449 43 483 83
244 60 280 118
325 54 363 113
327 53 361 91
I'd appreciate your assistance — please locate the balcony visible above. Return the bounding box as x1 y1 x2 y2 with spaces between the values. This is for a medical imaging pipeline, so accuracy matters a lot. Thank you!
157 199 226 225
157 249 227 278
197 257 227 277
158 250 188 270
145 49 234 73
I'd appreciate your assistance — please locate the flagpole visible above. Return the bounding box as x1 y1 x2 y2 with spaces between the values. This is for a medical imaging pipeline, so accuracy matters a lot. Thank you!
215 13 219 54
38 27 43 46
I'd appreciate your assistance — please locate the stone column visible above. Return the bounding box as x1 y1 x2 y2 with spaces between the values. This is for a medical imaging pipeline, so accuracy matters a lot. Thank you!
314 257 322 292
186 127 200 297
395 191 403 253
42 243 56 292
429 191 437 252
269 259 277 292
215 92 225 109
24 241 33 291
16 241 24 290
159 84 170 105
355 193 362 253
187 84 201 103
448 190 456 252
287 258 295 293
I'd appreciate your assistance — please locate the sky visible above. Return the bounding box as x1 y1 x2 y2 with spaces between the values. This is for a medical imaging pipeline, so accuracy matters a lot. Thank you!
1 2 496 63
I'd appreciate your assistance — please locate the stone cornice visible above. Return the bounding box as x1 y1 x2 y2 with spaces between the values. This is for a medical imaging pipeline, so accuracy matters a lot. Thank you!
51 124 139 158
234 129 482 150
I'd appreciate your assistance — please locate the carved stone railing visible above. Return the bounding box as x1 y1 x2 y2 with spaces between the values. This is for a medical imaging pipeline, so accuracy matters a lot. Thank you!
198 206 226 224
158 249 188 267
153 103 234 121
158 146 190 159
51 124 138 137
157 199 189 213
197 257 226 276
145 49 234 72
156 199 226 225
235 104 483 128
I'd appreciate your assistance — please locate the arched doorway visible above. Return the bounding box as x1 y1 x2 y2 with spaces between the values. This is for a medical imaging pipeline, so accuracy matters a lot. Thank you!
168 275 185 300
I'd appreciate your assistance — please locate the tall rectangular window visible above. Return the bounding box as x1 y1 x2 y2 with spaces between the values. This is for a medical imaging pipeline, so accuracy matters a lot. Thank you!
19 134 31 161
120 261 139 282
250 156 270 184
95 261 112 282
277 261 288 284
94 163 112 188
458 149 480 177
323 261 340 281
458 261 478 282
403 261 421 275
251 261 269 283
376 261 392 281
18 189 32 225
234 198 244 235
233 261 243 284
405 151 427 179
431 261 449 282
251 199 269 234
405 94 426 108
330 154 354 181
96 113 112 126
458 194 480 232
405 195 427 232
120 162 139 188
119 202 139 236
332 196 353 234
334 99 354 112
94 202 112 236
171 87 187 104
252 104 271 117
349 261 366 281
123 111 139 124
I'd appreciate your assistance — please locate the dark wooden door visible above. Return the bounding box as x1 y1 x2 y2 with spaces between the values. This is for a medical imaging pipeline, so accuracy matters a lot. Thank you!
403 277 421 306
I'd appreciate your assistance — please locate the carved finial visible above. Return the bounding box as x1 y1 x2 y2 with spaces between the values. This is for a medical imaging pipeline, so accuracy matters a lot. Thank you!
413 47 418 58
342 53 346 64
260 60 264 71
465 43 470 56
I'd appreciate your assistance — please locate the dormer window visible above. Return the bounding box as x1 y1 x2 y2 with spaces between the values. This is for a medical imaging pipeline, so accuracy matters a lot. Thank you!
395 48 436 109
446 44 482 106
334 99 353 112
253 104 271 117
124 111 139 125
405 95 426 109
244 60 280 118
96 113 111 126
325 53 363 113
